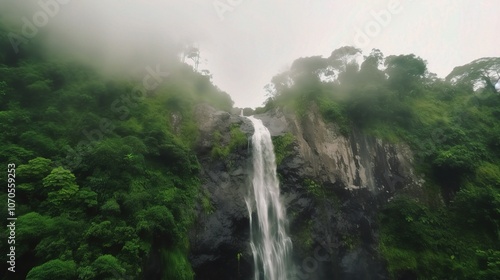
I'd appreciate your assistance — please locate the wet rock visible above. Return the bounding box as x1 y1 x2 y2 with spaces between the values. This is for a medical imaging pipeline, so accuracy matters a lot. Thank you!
189 103 423 280
189 104 254 280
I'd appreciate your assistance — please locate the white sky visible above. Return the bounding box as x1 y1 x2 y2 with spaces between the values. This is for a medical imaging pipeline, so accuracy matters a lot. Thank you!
2 0 498 108
195 0 499 107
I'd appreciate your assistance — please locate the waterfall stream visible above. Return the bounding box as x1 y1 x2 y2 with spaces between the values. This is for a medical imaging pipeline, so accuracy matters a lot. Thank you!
246 116 293 280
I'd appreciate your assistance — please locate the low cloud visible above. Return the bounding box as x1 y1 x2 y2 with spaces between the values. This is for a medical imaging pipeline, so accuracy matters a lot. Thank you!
0 0 216 75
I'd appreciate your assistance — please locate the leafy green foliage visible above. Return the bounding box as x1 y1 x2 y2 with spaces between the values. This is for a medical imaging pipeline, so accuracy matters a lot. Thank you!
379 193 500 279
26 259 77 280
136 206 177 240
263 46 500 279
92 254 126 278
384 54 427 96
272 132 295 165
41 167 79 207
211 124 247 159
452 185 500 239
163 249 195 280
0 19 235 279
303 178 324 198
18 157 53 179
2 14 500 278
476 249 500 279
434 144 481 172
380 198 461 279
446 57 500 94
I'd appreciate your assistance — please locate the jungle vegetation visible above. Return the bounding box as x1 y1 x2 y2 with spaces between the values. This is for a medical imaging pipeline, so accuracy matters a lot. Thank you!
1 16 500 279
263 46 500 279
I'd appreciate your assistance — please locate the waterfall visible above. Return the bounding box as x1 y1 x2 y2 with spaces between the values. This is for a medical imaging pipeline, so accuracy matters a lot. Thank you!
246 116 293 280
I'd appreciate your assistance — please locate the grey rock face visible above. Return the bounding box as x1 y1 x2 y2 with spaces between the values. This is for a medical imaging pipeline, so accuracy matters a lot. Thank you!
189 104 254 280
189 104 422 280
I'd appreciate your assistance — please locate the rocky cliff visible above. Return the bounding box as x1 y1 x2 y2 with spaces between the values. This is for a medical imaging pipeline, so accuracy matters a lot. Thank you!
189 104 423 280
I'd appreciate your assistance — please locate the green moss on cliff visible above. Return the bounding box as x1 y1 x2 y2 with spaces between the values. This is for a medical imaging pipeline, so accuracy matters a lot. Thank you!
0 22 234 278
211 124 247 159
272 132 295 165
263 48 500 279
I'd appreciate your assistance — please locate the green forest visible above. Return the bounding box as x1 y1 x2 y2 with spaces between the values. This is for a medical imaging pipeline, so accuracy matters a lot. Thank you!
262 47 500 279
1 18 500 280
0 22 233 279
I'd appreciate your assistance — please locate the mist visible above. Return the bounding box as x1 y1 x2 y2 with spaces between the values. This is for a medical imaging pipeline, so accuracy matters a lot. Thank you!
0 1 215 77
2 2 500 279
1 0 499 108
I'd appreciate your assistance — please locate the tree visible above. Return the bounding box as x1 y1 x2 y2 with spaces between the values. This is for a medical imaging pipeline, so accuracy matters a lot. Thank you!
26 259 77 280
183 46 200 71
385 54 427 97
266 72 294 98
452 186 500 239
76 187 98 209
42 167 80 206
92 255 126 278
327 46 362 86
19 131 57 156
16 212 55 257
446 57 500 94
358 49 385 86
433 144 483 174
136 206 177 241
84 221 114 247
476 249 500 278
290 56 329 79
328 46 362 72
18 157 53 181
16 157 53 204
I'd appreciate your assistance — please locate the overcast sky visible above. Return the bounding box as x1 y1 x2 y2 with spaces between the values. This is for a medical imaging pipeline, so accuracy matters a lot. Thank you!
198 0 499 108
2 0 498 108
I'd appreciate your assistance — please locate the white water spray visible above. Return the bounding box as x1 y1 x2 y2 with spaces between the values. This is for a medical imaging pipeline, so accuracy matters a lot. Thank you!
246 116 293 280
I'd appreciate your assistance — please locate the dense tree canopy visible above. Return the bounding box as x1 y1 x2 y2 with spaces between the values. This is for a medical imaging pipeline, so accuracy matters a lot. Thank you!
0 20 233 279
2 12 500 278
446 57 500 94
262 46 500 279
